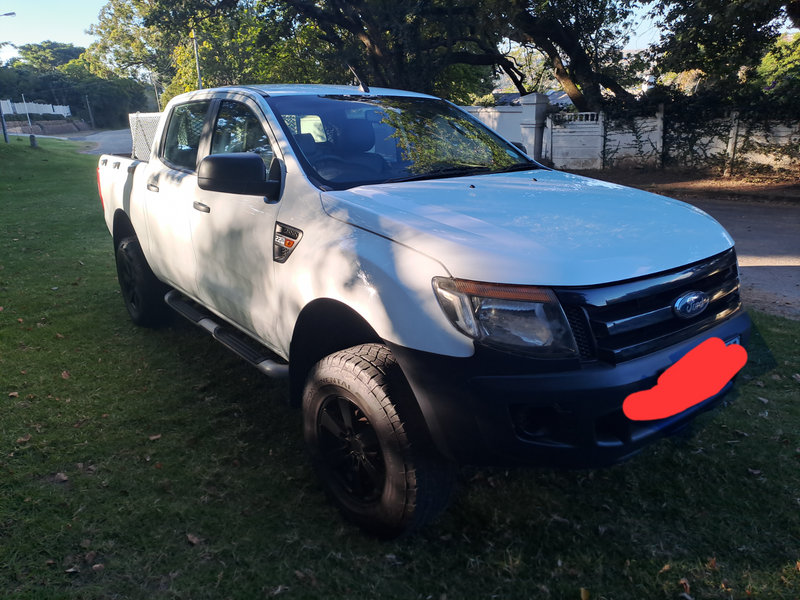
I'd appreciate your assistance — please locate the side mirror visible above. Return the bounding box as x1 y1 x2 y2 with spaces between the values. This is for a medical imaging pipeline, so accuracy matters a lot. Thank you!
511 141 528 154
198 152 281 201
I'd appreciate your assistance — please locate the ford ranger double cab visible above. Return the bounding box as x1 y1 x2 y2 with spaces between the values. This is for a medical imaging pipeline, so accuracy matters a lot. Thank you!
97 84 750 538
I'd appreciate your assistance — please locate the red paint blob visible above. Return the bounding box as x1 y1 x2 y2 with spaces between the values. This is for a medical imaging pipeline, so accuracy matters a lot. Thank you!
623 337 747 421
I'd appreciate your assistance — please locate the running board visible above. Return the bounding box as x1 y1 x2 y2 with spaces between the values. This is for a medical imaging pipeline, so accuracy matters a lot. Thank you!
164 290 289 379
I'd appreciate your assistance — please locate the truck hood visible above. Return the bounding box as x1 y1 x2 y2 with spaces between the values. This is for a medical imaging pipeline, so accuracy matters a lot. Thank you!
320 170 734 286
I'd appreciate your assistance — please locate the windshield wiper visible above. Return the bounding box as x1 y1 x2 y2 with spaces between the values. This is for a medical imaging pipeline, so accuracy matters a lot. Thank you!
383 162 542 184
383 165 491 184
491 162 542 173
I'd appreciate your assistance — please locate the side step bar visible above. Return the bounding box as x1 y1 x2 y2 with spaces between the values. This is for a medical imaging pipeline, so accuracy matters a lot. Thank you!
165 290 289 379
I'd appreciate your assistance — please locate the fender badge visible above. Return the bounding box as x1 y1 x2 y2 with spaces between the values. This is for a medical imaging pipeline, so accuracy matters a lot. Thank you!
273 222 303 263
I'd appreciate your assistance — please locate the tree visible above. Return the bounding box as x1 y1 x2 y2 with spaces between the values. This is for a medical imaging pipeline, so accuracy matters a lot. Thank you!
645 0 797 82
492 44 560 95
274 0 503 93
750 32 800 116
57 57 150 127
154 1 353 104
501 0 640 111
789 0 800 25
84 0 177 104
0 52 150 128
144 0 518 103
16 41 85 72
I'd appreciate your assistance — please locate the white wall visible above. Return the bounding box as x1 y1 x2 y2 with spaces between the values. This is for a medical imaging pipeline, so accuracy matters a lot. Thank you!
605 114 662 168
464 102 799 172
462 106 524 142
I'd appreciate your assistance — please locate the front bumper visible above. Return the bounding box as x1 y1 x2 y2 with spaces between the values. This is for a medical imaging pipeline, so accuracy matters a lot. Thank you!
388 308 750 468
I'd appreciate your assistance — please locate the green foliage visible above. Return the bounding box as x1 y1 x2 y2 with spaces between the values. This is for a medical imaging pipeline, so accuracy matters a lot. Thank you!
3 113 67 122
159 2 349 105
433 63 496 105
757 33 800 101
505 0 640 110
15 41 85 72
84 0 175 83
645 0 789 82
147 0 510 98
0 56 150 129
493 44 559 94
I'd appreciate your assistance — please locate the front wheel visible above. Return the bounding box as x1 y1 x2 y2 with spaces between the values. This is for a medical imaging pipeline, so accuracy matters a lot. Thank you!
303 344 456 539
115 236 171 327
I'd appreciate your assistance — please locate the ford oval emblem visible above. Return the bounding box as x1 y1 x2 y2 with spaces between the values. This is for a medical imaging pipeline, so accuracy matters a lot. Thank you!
673 290 710 319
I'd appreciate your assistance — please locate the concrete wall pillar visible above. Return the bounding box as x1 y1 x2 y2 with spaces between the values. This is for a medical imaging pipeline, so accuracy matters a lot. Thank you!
519 93 550 161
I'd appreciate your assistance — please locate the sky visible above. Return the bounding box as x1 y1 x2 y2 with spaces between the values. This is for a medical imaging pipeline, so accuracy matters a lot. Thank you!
0 0 108 63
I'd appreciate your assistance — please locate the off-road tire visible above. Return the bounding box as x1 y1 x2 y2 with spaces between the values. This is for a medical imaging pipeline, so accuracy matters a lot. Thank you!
115 236 171 327
303 343 456 539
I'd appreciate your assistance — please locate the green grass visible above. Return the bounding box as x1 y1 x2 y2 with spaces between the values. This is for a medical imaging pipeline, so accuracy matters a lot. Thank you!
1 138 799 599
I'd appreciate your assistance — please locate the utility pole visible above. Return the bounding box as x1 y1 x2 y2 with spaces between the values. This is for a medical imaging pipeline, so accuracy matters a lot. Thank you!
21 93 33 131
0 12 16 141
0 100 9 143
191 29 203 90
85 95 96 129
150 72 162 111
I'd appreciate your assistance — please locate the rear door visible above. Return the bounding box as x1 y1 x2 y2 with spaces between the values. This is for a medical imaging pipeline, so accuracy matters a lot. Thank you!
143 100 212 298
189 97 283 345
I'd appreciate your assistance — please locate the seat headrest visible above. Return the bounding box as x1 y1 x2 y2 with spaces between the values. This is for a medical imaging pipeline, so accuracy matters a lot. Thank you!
295 133 317 157
338 120 375 152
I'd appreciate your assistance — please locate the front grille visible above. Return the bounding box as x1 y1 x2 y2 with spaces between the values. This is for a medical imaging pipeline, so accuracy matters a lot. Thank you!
562 305 596 360
555 249 741 364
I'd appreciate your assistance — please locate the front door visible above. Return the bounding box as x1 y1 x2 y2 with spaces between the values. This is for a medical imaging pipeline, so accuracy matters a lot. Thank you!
189 99 282 347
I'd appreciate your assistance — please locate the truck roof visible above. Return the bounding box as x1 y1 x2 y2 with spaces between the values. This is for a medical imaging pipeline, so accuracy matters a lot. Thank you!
206 84 437 99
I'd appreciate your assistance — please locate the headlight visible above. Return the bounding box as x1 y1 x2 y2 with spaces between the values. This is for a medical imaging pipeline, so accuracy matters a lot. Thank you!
432 277 579 357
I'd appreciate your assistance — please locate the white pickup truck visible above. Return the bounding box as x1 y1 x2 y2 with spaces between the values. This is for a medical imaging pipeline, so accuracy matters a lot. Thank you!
97 84 750 538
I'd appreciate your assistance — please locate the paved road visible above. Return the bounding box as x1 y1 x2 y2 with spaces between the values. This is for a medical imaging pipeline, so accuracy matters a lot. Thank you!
71 129 133 155
687 198 800 319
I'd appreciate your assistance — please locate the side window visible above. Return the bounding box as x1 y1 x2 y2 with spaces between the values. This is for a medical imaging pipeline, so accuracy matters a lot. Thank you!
162 101 210 171
210 101 274 166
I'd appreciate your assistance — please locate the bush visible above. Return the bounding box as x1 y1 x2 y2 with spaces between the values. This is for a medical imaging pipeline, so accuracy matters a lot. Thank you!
3 112 67 122
5 113 66 122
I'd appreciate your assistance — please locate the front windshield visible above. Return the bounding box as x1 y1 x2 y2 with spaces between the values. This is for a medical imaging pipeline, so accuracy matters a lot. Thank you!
264 94 539 190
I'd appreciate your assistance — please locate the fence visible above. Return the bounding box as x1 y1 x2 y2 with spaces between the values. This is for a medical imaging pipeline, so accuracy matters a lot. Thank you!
464 100 800 173
1 99 71 117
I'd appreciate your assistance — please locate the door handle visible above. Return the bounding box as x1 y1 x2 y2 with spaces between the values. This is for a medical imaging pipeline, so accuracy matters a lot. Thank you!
193 201 211 213
147 182 159 192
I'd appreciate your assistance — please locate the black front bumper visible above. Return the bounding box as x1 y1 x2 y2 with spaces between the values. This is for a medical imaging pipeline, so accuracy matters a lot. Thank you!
388 308 750 468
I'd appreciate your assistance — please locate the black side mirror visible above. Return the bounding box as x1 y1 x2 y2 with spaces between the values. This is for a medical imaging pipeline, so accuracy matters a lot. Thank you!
511 141 528 154
198 152 281 201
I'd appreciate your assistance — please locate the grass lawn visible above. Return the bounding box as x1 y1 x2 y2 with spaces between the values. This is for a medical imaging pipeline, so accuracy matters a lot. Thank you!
1 137 799 599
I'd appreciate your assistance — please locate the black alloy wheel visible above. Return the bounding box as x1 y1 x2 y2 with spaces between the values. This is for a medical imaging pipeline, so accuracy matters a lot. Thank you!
317 395 386 505
303 343 456 539
115 236 171 327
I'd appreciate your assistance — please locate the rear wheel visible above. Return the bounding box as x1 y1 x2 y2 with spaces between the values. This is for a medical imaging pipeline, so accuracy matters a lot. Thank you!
115 236 171 327
303 344 456 539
